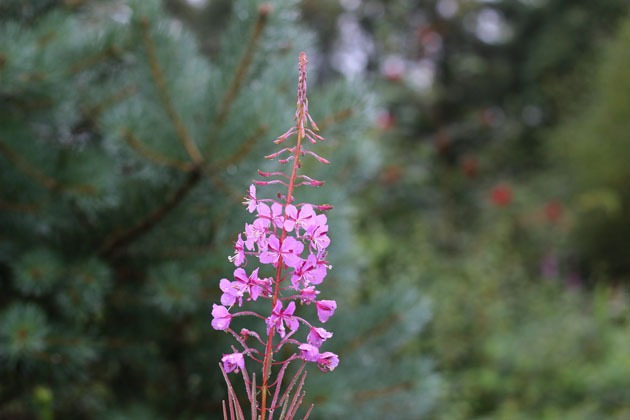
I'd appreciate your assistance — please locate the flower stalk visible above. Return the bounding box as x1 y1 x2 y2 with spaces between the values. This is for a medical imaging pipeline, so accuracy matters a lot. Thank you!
212 52 338 420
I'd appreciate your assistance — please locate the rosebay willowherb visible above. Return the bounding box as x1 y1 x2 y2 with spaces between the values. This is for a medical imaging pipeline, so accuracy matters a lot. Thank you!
212 52 338 420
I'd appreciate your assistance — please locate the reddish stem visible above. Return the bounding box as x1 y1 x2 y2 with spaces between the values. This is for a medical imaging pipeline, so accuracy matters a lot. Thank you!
260 127 304 420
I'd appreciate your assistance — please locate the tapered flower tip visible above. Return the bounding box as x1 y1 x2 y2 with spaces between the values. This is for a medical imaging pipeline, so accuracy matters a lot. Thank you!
258 3 272 17
316 204 334 211
299 51 308 66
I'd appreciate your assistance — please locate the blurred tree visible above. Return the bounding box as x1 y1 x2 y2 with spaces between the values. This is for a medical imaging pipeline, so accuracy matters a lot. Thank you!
290 1 630 418
0 0 435 418
551 19 630 282
294 0 629 266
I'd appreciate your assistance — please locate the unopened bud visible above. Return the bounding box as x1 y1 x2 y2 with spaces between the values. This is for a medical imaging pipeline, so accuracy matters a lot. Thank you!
316 204 334 211
240 328 251 340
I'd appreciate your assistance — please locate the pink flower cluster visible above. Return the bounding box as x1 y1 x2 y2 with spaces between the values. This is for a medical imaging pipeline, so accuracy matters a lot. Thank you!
212 54 338 419
212 182 339 373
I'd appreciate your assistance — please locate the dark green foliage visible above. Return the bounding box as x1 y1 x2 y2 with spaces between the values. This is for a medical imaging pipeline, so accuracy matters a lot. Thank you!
13 249 62 296
307 287 439 419
1 303 49 367
551 20 630 279
364 215 630 419
303 1 630 418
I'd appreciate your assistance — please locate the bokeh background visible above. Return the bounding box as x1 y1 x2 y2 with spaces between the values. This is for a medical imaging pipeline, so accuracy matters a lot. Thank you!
2 0 630 419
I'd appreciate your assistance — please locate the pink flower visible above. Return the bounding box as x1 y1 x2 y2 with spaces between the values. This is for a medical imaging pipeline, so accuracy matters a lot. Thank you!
317 352 339 372
211 304 232 330
307 327 333 348
228 234 246 266
259 235 304 269
315 300 336 323
299 343 320 362
219 278 245 307
291 254 325 288
234 267 268 302
222 352 245 373
244 219 268 251
315 250 331 275
271 203 285 229
243 185 258 213
255 203 272 228
266 301 299 338
284 204 315 233
255 201 283 229
299 286 320 303
306 214 330 250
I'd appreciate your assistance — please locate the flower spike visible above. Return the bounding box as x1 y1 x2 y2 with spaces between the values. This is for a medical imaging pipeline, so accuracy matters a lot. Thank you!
214 52 337 420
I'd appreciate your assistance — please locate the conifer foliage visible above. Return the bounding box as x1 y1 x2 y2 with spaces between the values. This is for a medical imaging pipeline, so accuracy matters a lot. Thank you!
1 0 433 418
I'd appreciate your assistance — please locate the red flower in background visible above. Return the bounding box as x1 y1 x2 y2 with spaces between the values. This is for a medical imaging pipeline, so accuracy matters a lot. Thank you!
434 130 450 155
381 164 403 184
544 200 563 223
376 111 396 131
460 155 478 178
490 184 512 207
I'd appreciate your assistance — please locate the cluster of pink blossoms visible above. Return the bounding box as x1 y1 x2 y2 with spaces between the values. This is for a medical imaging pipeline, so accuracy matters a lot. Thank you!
212 186 338 370
211 53 338 419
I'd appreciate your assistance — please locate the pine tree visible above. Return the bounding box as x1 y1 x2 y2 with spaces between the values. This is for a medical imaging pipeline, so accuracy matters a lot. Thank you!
1 1 435 418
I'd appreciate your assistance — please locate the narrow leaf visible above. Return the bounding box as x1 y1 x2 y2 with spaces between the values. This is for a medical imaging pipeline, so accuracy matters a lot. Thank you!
301 404 314 420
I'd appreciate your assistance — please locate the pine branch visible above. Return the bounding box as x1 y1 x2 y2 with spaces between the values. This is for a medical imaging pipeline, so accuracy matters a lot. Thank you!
98 168 202 258
123 205 233 258
70 198 95 231
100 114 258 258
0 138 96 195
202 170 243 204
69 87 137 145
317 108 354 131
211 5 270 131
337 312 401 357
352 380 414 402
212 124 269 171
126 241 217 258
200 124 270 204
139 17 204 165
121 127 242 200
68 45 121 75
122 129 195 172
89 85 137 117
0 198 40 213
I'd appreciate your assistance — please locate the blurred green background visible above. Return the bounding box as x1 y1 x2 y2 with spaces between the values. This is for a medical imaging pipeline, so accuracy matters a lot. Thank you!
1 0 630 419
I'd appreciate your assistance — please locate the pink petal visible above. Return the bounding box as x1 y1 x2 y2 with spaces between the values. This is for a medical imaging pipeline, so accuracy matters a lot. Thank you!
285 301 296 316
233 268 247 283
315 300 336 323
299 343 320 362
